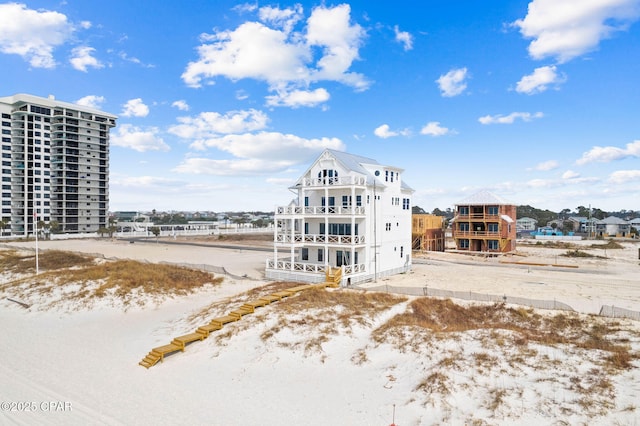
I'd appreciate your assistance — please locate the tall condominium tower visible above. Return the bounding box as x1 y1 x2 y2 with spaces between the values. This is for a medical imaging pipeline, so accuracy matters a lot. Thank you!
0 94 117 237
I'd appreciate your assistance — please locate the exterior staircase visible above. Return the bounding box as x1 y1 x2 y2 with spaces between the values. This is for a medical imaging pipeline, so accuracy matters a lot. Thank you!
139 275 341 369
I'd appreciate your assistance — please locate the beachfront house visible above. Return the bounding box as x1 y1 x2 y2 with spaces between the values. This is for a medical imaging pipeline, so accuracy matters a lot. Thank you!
265 149 414 286
595 216 631 238
451 190 517 253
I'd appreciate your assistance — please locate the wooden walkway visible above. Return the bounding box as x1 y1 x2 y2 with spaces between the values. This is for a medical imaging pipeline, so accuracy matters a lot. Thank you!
139 268 342 369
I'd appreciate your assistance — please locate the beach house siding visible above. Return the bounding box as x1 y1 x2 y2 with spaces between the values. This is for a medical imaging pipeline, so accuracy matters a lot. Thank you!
451 190 517 253
266 149 414 285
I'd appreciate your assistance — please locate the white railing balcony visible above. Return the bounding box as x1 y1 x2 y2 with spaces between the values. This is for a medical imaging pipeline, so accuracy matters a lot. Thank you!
301 176 367 187
276 205 365 216
275 233 365 245
265 259 366 276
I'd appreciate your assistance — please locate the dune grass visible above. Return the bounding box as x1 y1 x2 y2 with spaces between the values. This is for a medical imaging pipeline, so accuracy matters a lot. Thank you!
1 249 223 307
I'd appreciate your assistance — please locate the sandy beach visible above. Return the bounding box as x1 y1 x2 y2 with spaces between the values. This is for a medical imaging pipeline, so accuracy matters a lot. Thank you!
1 237 639 425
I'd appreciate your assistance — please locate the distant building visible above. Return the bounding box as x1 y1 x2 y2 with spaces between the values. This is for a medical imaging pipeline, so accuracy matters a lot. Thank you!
0 93 116 236
412 214 445 251
567 216 597 235
595 216 631 238
516 217 537 232
451 190 517 253
266 149 414 285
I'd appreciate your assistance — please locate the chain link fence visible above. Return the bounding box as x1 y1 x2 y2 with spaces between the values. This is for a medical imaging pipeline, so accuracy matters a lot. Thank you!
599 305 640 321
360 284 640 322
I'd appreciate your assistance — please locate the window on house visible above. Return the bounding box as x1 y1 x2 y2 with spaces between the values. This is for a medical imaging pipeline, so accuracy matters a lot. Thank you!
317 249 323 263
356 195 362 206
459 206 469 215
328 223 358 235
459 239 469 249
385 170 389 182
488 223 498 232
318 169 338 184
304 196 309 207
488 240 499 250
459 223 469 231
321 197 335 207
488 206 499 215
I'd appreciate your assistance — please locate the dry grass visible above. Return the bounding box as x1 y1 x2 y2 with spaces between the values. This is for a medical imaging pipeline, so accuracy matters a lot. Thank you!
256 287 404 356
562 249 599 258
590 240 624 250
1 249 222 309
0 249 94 274
374 298 636 371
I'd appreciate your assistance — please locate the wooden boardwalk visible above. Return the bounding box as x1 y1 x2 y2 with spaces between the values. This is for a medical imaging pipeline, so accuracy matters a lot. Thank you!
139 268 342 369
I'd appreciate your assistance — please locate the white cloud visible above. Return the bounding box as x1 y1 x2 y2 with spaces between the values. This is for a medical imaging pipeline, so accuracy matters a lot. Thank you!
172 100 190 111
562 170 580 179
110 124 170 152
527 175 598 189
576 140 640 165
113 175 185 188
119 51 154 68
70 46 103 72
374 124 410 139
181 4 369 104
258 4 303 33
420 121 453 137
394 25 413 51
121 98 150 117
265 87 330 108
608 169 640 183
186 131 345 162
75 95 105 109
531 160 559 171
0 3 73 68
436 67 468 97
516 65 566 94
526 178 559 189
169 109 269 139
478 111 544 125
513 0 640 63
173 157 296 176
172 127 345 177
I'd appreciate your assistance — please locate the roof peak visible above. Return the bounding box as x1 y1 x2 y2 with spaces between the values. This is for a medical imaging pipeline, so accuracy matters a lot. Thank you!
456 190 513 206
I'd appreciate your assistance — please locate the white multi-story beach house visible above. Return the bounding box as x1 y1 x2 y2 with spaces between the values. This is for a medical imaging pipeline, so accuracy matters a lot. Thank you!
266 149 414 286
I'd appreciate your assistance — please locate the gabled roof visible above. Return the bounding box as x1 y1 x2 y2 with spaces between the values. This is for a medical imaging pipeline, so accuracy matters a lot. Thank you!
455 190 513 206
292 149 413 191
597 216 628 225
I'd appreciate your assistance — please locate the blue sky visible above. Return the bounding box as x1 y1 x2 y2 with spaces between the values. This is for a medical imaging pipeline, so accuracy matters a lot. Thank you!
1 1 639 213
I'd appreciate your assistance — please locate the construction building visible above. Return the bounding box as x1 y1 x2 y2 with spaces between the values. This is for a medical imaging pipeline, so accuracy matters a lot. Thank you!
266 149 414 286
451 190 516 253
0 94 116 236
412 214 445 251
